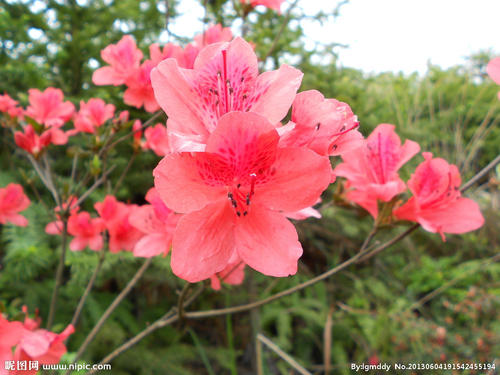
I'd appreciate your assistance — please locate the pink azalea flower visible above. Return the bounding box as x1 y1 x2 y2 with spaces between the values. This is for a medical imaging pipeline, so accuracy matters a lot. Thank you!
124 60 160 112
0 183 30 227
45 196 79 236
14 323 74 375
67 211 105 251
153 111 331 282
0 309 74 375
129 188 179 258
394 152 484 240
24 88 75 128
0 93 23 118
151 37 303 152
14 125 52 157
193 24 233 49
241 0 285 12
0 316 25 375
279 90 363 156
92 35 143 86
143 123 170 156
74 98 115 133
486 57 500 100
334 124 420 218
209 256 245 290
94 196 144 253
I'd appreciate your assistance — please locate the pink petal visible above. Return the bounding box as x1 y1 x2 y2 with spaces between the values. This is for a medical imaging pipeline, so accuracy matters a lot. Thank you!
171 203 235 282
88 235 103 251
346 189 379 218
486 57 500 85
20 331 51 358
133 233 170 258
250 64 303 125
235 206 302 277
256 147 331 212
69 237 88 251
417 197 484 235
92 66 122 85
151 59 208 140
153 153 225 213
5 213 29 227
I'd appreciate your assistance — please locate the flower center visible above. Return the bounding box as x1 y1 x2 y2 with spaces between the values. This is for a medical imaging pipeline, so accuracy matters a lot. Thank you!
227 173 257 217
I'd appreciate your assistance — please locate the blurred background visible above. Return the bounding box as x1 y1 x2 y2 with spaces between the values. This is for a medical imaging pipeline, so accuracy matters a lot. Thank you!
1 0 499 374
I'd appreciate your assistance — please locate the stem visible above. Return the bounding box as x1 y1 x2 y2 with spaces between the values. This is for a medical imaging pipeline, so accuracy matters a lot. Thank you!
67 258 152 373
111 153 136 195
104 111 163 153
71 166 115 210
183 227 409 320
257 334 312 375
86 285 205 374
46 219 68 330
70 250 106 327
262 0 299 62
460 153 500 193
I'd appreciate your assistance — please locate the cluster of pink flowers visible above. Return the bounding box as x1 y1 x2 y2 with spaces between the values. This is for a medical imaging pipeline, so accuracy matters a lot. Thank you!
92 25 234 113
148 36 363 282
334 124 484 240
1 26 490 287
0 307 74 375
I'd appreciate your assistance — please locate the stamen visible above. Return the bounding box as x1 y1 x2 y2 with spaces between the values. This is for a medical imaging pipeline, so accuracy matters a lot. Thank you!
222 49 229 113
331 121 360 137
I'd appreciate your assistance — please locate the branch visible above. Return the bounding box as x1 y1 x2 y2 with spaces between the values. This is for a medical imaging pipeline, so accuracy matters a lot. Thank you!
46 219 69 329
85 284 205 375
262 0 300 62
66 258 152 374
257 333 312 375
460 153 500 193
104 111 163 153
70 249 106 327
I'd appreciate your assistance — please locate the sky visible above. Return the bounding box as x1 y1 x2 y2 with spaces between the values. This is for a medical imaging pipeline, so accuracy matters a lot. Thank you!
169 0 500 75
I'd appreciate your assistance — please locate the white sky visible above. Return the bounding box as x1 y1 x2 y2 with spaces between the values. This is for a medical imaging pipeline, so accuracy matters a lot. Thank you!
169 0 500 75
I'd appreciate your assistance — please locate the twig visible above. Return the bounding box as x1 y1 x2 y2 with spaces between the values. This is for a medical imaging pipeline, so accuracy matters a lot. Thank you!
262 0 300 62
402 252 500 314
66 258 152 374
356 224 420 264
85 285 205 374
71 166 115 210
70 152 79 181
323 306 334 375
70 249 106 327
460 153 500 193
111 153 136 195
105 111 162 153
46 219 68 329
257 333 312 375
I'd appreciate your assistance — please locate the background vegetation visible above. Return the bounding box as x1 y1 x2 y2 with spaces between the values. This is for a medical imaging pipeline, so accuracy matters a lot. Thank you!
1 0 499 374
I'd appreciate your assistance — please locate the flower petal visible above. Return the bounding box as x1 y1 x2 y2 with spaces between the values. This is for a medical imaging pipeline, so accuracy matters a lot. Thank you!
153 153 224 213
235 206 302 277
171 203 235 282
256 147 331 212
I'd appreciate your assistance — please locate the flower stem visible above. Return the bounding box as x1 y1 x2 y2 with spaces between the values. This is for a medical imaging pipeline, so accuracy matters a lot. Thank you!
46 219 68 330
70 249 106 328
66 258 152 374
